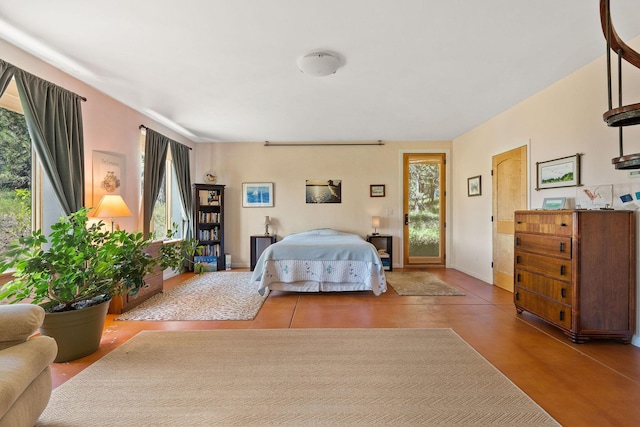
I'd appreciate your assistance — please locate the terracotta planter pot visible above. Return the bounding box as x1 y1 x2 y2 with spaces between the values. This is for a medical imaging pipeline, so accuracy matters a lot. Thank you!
39 299 110 363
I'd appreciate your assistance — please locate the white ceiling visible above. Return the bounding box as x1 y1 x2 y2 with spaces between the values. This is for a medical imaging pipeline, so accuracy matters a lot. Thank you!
1 0 639 143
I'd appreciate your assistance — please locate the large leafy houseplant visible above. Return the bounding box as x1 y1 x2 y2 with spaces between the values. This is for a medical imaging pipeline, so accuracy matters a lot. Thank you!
0 207 198 312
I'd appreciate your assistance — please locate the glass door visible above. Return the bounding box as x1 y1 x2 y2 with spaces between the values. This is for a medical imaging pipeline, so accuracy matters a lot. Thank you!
403 153 446 266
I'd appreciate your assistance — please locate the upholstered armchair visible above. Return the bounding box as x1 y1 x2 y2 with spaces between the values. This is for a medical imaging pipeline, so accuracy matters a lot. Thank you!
0 304 57 427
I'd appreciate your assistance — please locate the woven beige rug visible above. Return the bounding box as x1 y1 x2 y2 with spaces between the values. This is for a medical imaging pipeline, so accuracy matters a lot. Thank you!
37 329 559 426
115 272 266 321
386 271 465 296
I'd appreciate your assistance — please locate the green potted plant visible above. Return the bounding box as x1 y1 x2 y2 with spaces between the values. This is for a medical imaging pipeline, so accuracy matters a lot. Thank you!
0 207 198 362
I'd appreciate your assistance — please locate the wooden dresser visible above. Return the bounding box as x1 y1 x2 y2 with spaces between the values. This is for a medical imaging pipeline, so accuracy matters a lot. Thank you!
513 210 635 343
108 240 163 314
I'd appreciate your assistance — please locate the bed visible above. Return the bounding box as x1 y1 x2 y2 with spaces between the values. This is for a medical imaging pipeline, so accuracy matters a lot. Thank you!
251 229 387 296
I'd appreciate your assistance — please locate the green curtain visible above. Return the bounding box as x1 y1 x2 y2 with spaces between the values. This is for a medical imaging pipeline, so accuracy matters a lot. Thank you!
169 140 193 239
143 128 169 238
0 59 85 215
0 60 17 94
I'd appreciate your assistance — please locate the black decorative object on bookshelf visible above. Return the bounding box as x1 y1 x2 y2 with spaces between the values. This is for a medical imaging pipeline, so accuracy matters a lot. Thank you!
193 183 225 271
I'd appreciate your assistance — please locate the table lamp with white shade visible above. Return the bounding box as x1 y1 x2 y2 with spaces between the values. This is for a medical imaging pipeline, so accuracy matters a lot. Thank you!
92 194 132 232
371 216 380 235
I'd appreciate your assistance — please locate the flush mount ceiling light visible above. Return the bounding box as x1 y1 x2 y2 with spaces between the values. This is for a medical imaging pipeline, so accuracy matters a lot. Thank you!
297 51 341 76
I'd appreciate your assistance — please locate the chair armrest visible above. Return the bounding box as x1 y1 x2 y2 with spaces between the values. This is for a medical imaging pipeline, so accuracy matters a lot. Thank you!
0 305 45 351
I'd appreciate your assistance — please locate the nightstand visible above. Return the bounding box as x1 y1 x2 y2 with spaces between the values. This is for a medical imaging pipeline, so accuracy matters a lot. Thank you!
366 234 392 271
250 235 276 271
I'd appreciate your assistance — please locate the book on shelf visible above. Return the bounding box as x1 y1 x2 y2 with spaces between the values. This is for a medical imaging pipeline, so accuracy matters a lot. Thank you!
197 227 220 241
198 244 221 257
198 212 221 223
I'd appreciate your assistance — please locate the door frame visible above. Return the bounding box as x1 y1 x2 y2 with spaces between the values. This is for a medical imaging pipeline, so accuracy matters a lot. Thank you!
398 148 451 269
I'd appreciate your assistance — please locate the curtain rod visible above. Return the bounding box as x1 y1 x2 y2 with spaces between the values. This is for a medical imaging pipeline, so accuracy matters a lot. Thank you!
264 141 384 147
3 60 87 101
139 124 192 150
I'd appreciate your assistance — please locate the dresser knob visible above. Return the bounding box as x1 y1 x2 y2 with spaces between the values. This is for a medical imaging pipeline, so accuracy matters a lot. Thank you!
561 288 566 298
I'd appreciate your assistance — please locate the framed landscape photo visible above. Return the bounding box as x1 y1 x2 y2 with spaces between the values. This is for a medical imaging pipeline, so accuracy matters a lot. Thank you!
370 184 385 197
536 153 581 190
467 175 481 197
242 182 274 207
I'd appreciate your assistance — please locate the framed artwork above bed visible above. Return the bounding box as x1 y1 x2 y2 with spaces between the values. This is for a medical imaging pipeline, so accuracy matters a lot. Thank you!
306 179 342 203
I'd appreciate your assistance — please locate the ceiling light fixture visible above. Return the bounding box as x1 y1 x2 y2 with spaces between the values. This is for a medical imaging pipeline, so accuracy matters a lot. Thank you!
297 51 341 76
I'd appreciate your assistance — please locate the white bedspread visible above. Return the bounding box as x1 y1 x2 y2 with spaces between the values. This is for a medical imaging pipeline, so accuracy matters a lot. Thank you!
251 229 387 296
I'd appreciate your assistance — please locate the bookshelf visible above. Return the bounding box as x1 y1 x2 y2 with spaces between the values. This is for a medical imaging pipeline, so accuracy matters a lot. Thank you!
193 184 225 271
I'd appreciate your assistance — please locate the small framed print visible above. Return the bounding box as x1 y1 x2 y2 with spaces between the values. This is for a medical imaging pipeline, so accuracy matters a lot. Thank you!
467 176 481 197
370 184 385 197
242 182 274 207
542 197 566 210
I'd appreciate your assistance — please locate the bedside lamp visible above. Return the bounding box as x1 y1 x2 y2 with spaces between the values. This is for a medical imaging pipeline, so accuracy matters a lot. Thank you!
371 216 380 235
264 216 271 236
93 195 132 232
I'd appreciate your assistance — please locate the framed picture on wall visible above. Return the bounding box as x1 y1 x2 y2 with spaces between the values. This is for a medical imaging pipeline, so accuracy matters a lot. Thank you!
536 153 581 190
467 175 481 197
92 151 125 207
370 184 385 197
306 179 342 203
242 182 274 207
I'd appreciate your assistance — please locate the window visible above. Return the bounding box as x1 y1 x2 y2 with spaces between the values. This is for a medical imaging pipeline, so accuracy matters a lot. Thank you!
0 79 63 255
0 82 31 254
140 134 185 240
0 80 63 260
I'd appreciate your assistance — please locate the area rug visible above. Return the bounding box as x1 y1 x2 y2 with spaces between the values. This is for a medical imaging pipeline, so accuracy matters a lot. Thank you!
115 272 266 321
386 271 465 296
37 329 559 426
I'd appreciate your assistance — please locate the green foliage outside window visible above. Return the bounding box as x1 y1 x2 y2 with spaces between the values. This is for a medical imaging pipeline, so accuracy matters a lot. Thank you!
408 163 441 257
0 107 32 253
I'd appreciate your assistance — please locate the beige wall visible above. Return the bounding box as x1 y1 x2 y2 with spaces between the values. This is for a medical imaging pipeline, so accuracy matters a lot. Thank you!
452 36 640 344
194 142 452 270
0 39 196 232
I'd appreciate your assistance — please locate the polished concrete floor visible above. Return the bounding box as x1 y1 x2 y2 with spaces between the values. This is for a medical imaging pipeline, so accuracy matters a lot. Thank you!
49 269 640 427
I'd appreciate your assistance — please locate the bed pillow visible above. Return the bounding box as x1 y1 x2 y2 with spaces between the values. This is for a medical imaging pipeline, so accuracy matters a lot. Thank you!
308 228 340 235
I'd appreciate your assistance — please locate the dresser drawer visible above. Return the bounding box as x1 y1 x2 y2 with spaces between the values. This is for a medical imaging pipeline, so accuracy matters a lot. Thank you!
134 271 162 298
515 269 572 304
514 212 573 236
515 233 571 259
515 251 572 282
515 287 572 329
